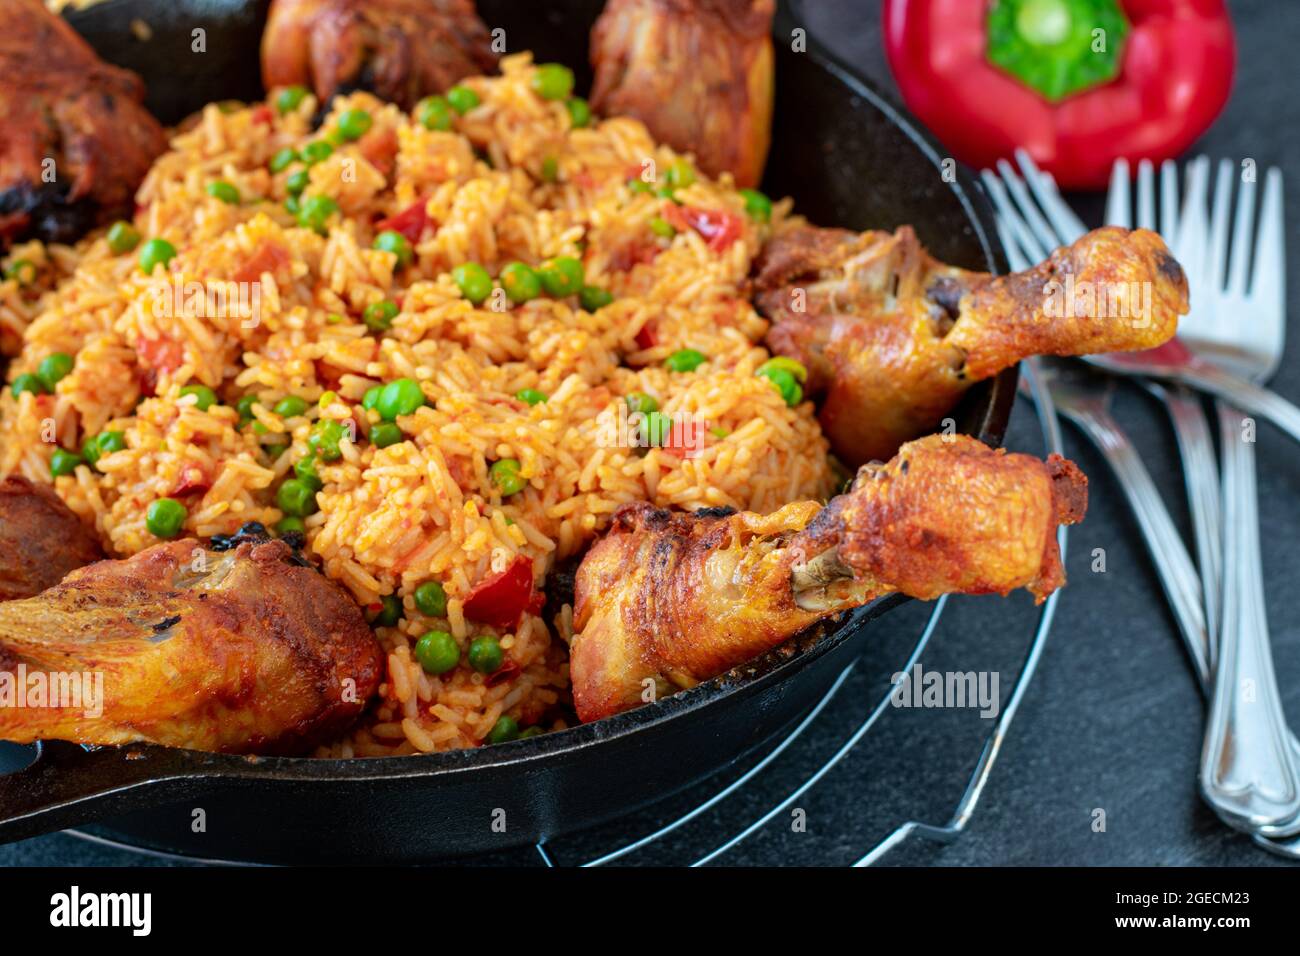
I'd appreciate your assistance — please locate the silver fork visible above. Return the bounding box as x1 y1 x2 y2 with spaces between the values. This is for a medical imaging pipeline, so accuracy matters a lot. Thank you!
986 156 1300 845
1173 160 1299 832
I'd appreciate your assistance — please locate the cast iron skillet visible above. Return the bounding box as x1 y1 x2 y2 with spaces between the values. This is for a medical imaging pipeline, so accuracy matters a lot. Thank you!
0 0 1015 863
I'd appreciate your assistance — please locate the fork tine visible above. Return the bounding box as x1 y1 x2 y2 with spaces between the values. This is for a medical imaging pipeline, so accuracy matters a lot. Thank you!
1176 157 1212 280
1013 148 1087 242
1251 167 1285 317
995 158 1063 250
981 169 1051 262
994 213 1033 272
1159 160 1180 241
1136 159 1156 231
1228 164 1257 297
1207 159 1234 293
1105 159 1131 228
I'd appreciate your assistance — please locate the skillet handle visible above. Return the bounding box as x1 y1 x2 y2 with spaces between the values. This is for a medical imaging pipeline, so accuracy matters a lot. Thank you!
0 741 198 844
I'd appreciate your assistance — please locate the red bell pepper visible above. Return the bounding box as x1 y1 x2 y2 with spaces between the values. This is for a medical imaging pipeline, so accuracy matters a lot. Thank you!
462 555 536 632
375 198 432 243
883 0 1235 189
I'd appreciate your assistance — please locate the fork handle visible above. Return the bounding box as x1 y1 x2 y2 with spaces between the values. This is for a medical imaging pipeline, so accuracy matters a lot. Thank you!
1178 364 1300 445
1199 403 1300 832
1070 409 1212 689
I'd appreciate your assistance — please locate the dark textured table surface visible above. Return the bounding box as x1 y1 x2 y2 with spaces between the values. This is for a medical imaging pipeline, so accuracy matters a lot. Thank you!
3 0 1297 867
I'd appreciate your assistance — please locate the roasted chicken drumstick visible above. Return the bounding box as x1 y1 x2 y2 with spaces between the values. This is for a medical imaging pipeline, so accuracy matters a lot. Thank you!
590 0 775 187
0 476 103 602
261 0 499 111
0 535 383 755
0 0 166 247
570 434 1087 721
756 225 1189 465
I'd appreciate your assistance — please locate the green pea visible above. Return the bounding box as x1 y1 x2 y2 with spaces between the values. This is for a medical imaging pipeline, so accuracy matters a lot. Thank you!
643 411 674 447
486 715 519 744
286 170 310 195
285 196 301 216
579 285 613 311
490 458 526 496
649 216 676 239
538 256 584 297
97 431 126 455
566 97 591 128
756 356 808 383
377 378 425 421
759 366 803 407
273 395 309 418
308 418 347 460
515 388 547 406
370 593 403 628
363 300 398 332
206 181 241 205
416 95 453 131
276 477 319 517
276 516 305 535
10 373 46 398
179 384 218 411
269 147 298 173
36 352 73 390
665 348 706 373
468 634 504 673
500 262 541 304
276 85 308 114
146 498 187 538
627 179 653 195
369 421 403 448
361 386 382 411
624 391 658 415
540 156 559 183
236 394 259 423
452 262 493 305
49 448 82 477
441 86 477 116
415 629 460 674
297 194 339 235
531 63 574 101
337 108 373 141
655 186 679 202
294 454 323 490
373 230 413 268
665 159 695 189
300 140 334 166
414 580 448 618
139 238 177 275
739 187 773 223
106 221 141 255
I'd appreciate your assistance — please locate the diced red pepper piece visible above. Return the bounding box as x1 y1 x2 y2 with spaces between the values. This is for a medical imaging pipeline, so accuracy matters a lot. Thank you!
233 241 291 285
251 105 274 126
172 463 212 497
680 206 744 253
462 555 536 632
375 199 432 243
137 336 184 374
634 323 658 350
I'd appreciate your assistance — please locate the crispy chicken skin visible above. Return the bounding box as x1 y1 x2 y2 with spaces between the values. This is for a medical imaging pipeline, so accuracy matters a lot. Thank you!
756 225 1189 466
261 0 499 111
0 537 383 755
0 0 166 247
590 0 774 187
0 477 103 602
570 434 1087 721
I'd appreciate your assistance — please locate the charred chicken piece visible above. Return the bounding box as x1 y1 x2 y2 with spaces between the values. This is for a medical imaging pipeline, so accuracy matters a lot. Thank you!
756 225 1189 466
590 0 774 187
0 476 103 602
0 536 383 755
570 434 1087 721
261 0 499 111
0 0 166 247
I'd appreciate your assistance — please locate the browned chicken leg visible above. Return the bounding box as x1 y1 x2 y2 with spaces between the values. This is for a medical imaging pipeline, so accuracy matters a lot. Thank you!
261 0 499 111
0 536 383 755
570 434 1087 721
590 0 775 187
756 225 1189 466
0 0 166 247
0 477 103 602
